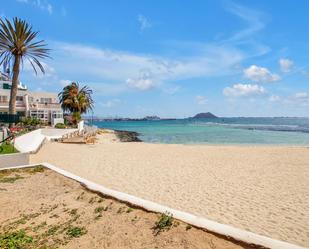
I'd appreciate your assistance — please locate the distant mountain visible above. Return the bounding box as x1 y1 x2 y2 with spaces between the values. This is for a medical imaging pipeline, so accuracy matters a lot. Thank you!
192 112 218 119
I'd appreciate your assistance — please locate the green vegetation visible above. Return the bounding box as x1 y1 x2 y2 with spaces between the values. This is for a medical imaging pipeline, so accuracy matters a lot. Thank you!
20 117 42 126
66 226 87 238
0 230 33 248
0 175 24 183
0 142 18 154
186 224 192 231
154 212 174 234
0 166 44 183
55 123 66 129
0 18 49 119
126 207 134 213
58 82 94 125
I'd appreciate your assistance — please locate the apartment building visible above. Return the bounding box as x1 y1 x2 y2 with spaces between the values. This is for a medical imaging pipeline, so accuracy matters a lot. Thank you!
0 72 64 125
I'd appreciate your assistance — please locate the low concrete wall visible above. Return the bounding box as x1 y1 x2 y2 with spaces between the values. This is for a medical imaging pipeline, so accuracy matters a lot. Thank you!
14 129 46 153
0 153 29 168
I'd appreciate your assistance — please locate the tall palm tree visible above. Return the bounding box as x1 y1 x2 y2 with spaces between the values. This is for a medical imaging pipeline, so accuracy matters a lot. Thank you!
0 17 50 117
58 82 94 124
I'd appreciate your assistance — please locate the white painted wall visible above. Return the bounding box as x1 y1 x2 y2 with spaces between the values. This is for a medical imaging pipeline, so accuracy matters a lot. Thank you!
14 128 78 153
14 129 45 153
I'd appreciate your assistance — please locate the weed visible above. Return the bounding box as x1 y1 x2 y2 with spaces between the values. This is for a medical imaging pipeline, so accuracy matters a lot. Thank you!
66 226 87 238
185 224 192 231
0 230 33 248
153 212 174 234
0 175 24 183
94 206 104 213
126 208 134 213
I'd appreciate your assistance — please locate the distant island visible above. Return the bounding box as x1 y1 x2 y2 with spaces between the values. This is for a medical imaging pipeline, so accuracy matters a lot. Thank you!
84 112 218 122
191 112 218 119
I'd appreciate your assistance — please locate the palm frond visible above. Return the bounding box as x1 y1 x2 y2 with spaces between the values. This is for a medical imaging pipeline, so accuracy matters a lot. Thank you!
0 17 50 74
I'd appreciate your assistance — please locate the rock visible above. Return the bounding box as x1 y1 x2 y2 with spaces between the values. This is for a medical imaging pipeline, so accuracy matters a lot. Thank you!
114 130 142 142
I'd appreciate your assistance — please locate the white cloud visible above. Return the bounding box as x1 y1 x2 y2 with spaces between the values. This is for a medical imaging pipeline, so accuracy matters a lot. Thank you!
295 92 308 99
225 3 265 42
196 95 207 105
223 83 265 97
279 58 293 73
101 99 121 108
126 70 157 90
243 65 280 83
269 95 280 102
59 79 71 87
138 15 151 31
53 42 244 93
16 0 53 14
23 60 56 78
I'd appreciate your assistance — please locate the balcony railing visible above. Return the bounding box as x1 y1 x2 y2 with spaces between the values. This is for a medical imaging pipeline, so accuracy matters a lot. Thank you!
30 103 61 109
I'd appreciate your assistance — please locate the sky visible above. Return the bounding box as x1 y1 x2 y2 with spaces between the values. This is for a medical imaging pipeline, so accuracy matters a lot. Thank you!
1 0 309 118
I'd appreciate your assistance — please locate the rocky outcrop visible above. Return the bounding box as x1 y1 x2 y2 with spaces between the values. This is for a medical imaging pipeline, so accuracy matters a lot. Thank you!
114 130 142 142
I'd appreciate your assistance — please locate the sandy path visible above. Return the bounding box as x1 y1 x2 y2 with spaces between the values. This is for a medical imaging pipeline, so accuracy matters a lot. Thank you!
30 136 309 247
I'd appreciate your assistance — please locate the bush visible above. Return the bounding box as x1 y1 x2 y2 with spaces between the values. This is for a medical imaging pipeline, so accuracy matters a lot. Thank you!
55 123 66 129
20 117 42 126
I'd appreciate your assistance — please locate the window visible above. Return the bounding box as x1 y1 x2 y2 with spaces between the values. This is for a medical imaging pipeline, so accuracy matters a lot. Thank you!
0 96 8 102
40 98 52 104
16 96 23 101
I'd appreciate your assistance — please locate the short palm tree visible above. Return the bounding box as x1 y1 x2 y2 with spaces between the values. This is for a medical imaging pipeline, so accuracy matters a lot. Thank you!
58 82 94 124
0 17 49 116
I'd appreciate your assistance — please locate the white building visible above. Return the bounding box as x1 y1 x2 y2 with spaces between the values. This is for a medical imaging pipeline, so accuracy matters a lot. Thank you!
0 72 64 125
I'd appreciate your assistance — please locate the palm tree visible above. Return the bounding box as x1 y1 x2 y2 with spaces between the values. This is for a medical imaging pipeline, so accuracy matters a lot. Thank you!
0 17 50 117
58 82 94 124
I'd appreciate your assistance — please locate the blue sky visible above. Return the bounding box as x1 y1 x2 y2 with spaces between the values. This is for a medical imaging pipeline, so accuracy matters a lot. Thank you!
2 0 309 117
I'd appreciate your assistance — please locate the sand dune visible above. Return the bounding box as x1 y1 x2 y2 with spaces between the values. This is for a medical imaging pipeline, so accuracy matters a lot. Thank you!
30 135 309 247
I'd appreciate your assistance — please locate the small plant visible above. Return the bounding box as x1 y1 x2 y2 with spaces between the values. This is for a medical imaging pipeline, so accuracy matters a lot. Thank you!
55 123 66 129
94 206 104 213
0 175 24 183
66 226 87 238
186 224 192 231
0 230 33 248
126 208 134 213
153 212 174 234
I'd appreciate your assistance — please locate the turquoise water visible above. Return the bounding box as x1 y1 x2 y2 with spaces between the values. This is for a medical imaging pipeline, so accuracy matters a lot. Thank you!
92 117 309 145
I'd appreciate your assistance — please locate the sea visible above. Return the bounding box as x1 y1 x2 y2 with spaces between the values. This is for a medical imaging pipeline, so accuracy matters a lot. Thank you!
92 117 309 145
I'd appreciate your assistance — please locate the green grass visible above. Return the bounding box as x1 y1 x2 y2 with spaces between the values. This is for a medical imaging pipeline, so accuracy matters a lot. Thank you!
0 143 18 154
153 212 174 234
0 175 24 183
66 226 87 238
0 230 33 248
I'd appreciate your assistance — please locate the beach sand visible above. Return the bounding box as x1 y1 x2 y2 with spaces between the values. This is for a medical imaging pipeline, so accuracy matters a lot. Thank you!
30 134 309 247
0 166 256 249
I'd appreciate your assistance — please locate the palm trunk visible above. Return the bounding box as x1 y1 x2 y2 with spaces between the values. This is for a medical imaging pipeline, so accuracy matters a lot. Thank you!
9 55 21 115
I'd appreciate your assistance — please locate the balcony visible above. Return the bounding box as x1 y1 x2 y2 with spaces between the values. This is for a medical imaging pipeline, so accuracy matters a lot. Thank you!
0 101 25 107
30 102 61 109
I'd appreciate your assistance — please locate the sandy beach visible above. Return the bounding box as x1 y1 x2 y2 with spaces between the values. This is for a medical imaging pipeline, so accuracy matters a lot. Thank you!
30 133 309 247
0 166 257 249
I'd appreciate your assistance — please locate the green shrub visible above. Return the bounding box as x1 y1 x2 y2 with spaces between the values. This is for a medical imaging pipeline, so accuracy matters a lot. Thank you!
55 123 66 129
0 230 33 248
153 212 174 234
